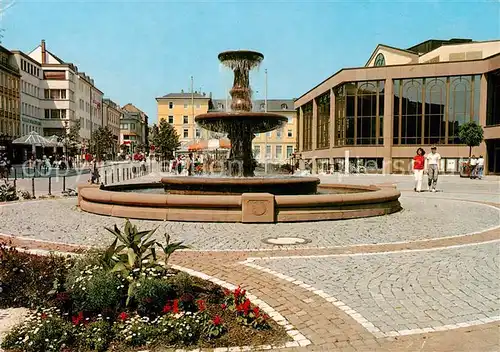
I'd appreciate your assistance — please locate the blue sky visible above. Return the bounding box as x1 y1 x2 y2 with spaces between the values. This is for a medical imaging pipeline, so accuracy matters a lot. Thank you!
2 0 499 123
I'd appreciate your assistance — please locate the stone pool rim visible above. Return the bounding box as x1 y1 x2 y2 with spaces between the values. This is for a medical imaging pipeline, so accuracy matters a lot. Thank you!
78 182 402 223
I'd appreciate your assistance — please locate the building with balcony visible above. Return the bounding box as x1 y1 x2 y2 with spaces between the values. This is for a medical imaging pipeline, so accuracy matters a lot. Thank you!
293 38 500 174
156 91 210 150
120 103 148 152
209 98 297 165
0 45 21 156
11 51 42 136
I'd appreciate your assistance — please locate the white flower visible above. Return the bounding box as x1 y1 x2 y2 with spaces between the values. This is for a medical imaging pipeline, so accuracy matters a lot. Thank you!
136 283 141 287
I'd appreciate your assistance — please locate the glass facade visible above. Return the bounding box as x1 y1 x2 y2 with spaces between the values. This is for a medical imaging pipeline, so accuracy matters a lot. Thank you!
334 81 384 146
393 75 481 145
486 71 500 126
316 92 330 149
302 102 313 150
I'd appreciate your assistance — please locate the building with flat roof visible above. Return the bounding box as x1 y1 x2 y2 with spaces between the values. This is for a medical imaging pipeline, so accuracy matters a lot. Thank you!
294 38 500 174
209 98 297 165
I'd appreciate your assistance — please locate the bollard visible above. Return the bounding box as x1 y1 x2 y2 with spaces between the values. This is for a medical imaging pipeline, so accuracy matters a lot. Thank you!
104 170 107 185
14 168 17 181
122 168 125 181
63 176 66 192
117 168 120 182
111 170 114 184
13 178 16 190
32 177 35 198
48 177 52 196
127 168 129 180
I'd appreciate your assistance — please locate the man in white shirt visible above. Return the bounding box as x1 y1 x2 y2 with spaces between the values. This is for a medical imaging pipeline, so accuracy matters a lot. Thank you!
469 155 478 179
426 146 441 192
477 155 485 179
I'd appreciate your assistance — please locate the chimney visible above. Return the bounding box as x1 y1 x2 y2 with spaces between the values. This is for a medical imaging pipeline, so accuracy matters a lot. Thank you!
41 39 46 64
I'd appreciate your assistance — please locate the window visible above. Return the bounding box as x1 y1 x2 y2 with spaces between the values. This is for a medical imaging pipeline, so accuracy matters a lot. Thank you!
169 102 173 109
44 109 66 119
281 103 288 110
334 81 384 146
265 145 271 158
287 129 293 137
44 89 66 99
183 129 189 138
266 131 272 137
393 75 480 145
302 102 313 150
286 145 294 158
184 104 188 109
253 145 261 158
217 103 224 110
287 116 293 123
183 116 189 124
275 145 282 159
276 129 282 139
374 53 385 66
316 92 330 148
168 116 174 123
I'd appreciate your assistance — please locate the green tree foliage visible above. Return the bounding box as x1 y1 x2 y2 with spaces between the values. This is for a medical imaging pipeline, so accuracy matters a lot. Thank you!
91 126 115 160
57 120 81 157
458 122 484 157
149 120 180 159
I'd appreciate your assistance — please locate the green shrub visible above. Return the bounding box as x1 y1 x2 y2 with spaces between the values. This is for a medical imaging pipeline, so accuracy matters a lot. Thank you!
1 308 74 352
76 320 114 352
66 264 124 313
133 276 175 316
113 315 160 347
0 181 18 202
0 244 73 308
169 271 195 296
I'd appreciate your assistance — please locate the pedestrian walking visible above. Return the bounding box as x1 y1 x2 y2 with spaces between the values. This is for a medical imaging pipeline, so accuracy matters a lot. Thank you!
477 155 484 179
426 146 441 192
412 148 425 192
469 155 478 179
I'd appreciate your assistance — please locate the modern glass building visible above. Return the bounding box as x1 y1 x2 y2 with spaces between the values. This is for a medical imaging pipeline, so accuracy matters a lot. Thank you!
294 39 500 174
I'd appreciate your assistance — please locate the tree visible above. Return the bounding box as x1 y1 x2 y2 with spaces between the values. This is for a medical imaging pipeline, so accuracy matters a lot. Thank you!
458 122 484 158
149 120 180 159
56 120 81 157
91 126 115 161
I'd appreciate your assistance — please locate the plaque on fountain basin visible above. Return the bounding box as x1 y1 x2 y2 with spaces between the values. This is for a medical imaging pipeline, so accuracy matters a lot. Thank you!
241 193 275 223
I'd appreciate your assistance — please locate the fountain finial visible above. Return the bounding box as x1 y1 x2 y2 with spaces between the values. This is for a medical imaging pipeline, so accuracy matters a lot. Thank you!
218 50 264 112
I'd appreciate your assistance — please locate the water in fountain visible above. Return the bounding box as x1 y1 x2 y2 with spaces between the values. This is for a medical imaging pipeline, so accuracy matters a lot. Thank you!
195 50 288 177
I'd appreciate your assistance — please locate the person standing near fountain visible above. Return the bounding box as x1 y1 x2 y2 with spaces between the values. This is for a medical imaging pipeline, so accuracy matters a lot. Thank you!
412 148 425 192
426 146 441 192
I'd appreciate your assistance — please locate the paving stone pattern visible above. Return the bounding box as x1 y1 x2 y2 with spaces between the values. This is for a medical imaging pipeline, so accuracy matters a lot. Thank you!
256 241 500 334
0 197 498 251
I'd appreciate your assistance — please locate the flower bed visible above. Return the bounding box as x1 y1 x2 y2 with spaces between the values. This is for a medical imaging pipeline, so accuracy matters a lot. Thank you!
0 220 290 351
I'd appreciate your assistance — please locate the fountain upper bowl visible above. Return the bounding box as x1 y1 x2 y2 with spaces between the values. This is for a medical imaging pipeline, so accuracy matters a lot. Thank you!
195 112 288 133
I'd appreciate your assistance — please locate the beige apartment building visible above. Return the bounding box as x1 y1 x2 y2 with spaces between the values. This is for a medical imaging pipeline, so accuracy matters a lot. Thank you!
102 98 121 152
294 38 500 174
210 98 297 164
120 103 148 152
156 92 211 149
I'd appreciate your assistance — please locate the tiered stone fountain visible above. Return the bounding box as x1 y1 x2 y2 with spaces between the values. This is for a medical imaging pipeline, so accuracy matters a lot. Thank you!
78 50 402 223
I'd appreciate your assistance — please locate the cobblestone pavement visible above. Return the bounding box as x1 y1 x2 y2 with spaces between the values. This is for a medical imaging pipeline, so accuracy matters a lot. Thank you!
249 241 500 335
0 196 498 251
0 174 499 351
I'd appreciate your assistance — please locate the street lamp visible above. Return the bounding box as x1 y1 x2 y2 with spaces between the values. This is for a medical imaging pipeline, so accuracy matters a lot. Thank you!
63 120 69 163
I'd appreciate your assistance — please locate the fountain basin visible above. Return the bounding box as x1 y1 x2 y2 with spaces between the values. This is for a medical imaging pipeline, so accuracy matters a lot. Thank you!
195 112 288 134
160 176 320 195
78 183 401 223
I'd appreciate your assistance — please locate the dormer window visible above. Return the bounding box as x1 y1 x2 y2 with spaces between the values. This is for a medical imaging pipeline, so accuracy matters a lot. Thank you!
260 103 265 110
281 103 288 110
374 53 385 66
168 102 173 109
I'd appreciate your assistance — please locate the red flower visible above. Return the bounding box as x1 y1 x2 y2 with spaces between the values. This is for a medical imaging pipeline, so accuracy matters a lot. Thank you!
263 314 269 320
196 299 206 312
221 303 227 310
162 302 172 313
212 315 223 326
223 288 230 296
253 307 260 318
242 299 251 315
72 311 84 325
117 312 129 322
41 313 48 320
173 299 180 314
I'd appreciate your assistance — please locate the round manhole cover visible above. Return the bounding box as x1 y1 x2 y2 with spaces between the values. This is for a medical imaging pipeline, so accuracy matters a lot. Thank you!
263 237 311 245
